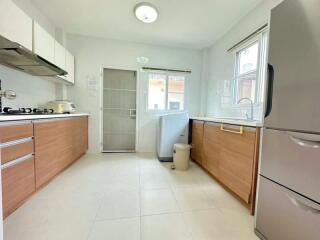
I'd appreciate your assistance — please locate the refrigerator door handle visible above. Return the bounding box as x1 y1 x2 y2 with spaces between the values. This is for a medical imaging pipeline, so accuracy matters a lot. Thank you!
287 193 320 214
265 64 274 118
287 132 320 149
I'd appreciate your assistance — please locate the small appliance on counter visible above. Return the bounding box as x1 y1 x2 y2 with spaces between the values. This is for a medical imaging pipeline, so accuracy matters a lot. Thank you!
45 100 76 114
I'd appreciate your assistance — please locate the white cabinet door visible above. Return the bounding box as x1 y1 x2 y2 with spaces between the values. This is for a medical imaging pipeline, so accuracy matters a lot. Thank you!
54 40 66 70
0 0 33 50
33 22 55 64
65 51 75 84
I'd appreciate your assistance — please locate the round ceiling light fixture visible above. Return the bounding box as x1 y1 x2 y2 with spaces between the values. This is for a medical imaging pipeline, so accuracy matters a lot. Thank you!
134 2 158 23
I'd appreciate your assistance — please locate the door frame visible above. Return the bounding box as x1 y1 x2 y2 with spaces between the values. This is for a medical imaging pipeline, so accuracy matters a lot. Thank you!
100 65 140 153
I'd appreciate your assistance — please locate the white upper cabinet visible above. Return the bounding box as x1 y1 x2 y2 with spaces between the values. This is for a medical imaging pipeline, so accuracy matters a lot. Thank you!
33 21 55 64
54 40 66 70
65 50 75 84
0 0 33 50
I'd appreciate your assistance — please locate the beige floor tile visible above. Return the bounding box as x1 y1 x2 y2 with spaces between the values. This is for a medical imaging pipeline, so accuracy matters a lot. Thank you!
141 189 180 215
45 220 93 240
203 185 249 214
104 174 140 192
183 209 244 240
141 213 193 240
140 173 171 190
4 153 256 240
88 218 140 240
96 191 140 220
167 170 202 188
47 193 104 224
173 187 216 211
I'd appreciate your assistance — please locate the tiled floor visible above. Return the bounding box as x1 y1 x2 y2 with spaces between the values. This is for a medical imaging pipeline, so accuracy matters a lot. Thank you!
4 153 259 240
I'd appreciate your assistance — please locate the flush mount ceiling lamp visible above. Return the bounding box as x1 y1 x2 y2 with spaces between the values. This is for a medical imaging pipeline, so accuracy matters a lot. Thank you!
134 2 158 23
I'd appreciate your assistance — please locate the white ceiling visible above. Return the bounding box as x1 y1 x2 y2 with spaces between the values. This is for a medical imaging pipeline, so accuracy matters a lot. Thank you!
30 0 263 49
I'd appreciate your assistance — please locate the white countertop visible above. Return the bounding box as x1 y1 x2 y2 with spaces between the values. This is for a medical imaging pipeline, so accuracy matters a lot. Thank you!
0 113 90 122
191 116 263 127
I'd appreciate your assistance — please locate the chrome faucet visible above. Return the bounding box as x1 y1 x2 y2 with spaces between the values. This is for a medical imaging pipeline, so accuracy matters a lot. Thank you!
237 97 254 121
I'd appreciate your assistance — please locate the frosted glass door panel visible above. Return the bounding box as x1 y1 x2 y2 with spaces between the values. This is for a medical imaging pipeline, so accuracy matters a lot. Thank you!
103 69 136 152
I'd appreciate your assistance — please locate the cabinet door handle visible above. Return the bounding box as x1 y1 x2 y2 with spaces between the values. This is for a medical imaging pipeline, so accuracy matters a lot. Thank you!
287 193 320 214
220 124 243 135
1 153 33 170
0 137 33 149
287 132 320 149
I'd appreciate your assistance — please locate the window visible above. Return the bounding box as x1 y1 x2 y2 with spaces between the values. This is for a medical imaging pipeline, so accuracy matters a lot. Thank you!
234 31 268 104
147 73 185 111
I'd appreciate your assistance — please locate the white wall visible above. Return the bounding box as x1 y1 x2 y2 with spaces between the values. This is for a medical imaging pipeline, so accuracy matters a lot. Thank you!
66 34 204 153
0 65 57 108
203 0 283 120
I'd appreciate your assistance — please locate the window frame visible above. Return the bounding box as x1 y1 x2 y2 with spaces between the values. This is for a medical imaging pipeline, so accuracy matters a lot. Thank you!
233 30 268 106
146 71 187 112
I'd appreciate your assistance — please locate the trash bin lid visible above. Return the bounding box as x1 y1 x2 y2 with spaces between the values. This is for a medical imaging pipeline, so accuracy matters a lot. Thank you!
174 143 191 150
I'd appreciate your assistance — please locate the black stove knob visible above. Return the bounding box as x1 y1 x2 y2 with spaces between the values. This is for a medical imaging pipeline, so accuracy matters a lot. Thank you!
3 107 12 113
25 108 32 113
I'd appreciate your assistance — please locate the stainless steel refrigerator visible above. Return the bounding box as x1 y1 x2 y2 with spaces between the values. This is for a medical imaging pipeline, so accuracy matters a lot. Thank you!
255 0 320 239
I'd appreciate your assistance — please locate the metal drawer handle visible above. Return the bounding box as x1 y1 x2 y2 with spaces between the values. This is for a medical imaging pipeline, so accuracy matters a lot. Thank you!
1 153 33 170
287 194 320 214
0 137 33 149
287 132 320 149
220 124 243 135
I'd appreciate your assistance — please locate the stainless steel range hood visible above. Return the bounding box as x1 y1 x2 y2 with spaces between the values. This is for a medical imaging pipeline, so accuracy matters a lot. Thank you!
0 35 67 76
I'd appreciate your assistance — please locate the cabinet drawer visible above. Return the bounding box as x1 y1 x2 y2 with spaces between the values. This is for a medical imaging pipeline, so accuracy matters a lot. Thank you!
2 155 36 218
260 128 320 203
0 122 33 143
256 176 320 240
1 138 34 164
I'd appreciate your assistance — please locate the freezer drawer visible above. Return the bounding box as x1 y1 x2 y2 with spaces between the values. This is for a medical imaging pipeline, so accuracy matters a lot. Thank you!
265 0 320 132
256 176 320 240
260 128 320 202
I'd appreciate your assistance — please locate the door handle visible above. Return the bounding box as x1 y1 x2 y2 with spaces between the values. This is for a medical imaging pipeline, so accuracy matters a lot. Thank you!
287 132 320 149
287 193 320 214
265 64 274 118
129 109 136 119
220 124 243 135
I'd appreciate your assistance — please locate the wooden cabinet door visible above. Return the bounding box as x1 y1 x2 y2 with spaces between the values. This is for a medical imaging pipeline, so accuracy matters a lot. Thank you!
71 116 88 162
2 156 35 218
34 119 72 188
218 125 257 203
202 122 220 177
0 0 33 50
191 121 204 165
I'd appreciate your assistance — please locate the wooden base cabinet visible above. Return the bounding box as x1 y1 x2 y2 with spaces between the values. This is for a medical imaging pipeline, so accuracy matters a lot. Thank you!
2 156 35 218
34 117 88 188
0 116 88 218
190 121 204 165
0 121 35 218
191 120 260 214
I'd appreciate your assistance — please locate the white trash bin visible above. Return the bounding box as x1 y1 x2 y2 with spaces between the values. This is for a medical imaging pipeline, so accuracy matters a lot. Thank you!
173 143 191 170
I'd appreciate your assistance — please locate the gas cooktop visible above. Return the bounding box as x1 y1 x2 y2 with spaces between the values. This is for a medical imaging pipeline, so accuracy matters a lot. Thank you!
0 107 66 115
